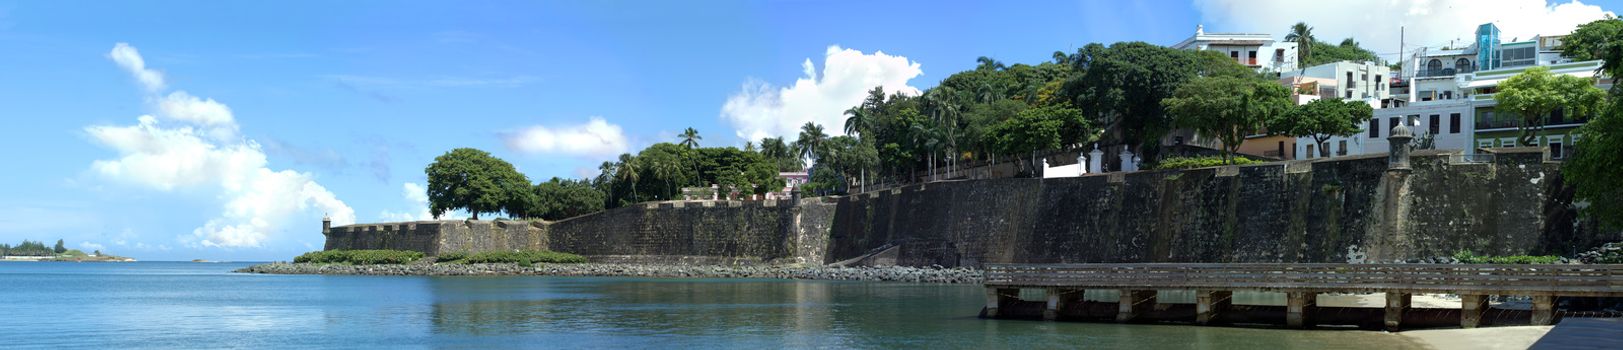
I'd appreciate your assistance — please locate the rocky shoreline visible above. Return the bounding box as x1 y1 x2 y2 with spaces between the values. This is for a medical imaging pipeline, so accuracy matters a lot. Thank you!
237 262 983 284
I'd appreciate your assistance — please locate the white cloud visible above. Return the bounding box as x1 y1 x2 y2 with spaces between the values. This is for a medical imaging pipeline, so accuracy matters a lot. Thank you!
501 117 630 157
378 182 449 222
109 42 165 92
157 91 239 140
1192 0 1614 61
721 45 923 142
86 43 355 248
80 241 105 251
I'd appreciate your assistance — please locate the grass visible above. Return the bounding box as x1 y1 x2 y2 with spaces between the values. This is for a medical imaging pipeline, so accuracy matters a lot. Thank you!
436 250 587 267
1153 156 1256 170
1452 250 1562 264
293 249 425 265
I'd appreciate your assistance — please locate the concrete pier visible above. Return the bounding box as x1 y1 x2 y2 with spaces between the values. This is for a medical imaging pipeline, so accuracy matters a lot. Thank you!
1460 294 1489 328
1532 295 1556 325
1116 290 1157 323
984 287 1018 318
1286 292 1317 328
1195 290 1231 325
1385 292 1411 331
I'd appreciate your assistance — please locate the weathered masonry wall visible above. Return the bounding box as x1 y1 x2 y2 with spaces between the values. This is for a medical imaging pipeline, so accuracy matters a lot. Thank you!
324 148 1613 267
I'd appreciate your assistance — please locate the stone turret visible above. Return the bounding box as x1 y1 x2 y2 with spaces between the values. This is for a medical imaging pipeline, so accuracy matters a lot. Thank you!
322 214 332 235
1387 125 1413 173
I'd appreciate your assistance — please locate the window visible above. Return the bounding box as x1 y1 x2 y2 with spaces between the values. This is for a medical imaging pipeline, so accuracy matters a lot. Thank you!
1443 91 1452 100
1551 142 1565 159
1306 144 1316 158
1390 117 1400 131
1449 113 1461 133
1247 50 1257 65
1455 58 1471 73
1275 48 1285 62
1429 115 1440 134
1231 51 1239 59
1427 59 1443 75
1346 91 1353 99
1369 119 1380 138
1276 141 1285 159
1338 140 1347 156
1375 75 1383 90
1552 108 1565 124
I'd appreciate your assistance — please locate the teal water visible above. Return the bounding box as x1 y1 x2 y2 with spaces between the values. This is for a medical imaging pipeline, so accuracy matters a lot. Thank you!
0 262 1427 349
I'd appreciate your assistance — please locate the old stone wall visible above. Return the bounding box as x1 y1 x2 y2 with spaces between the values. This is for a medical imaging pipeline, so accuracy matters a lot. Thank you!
324 149 1610 267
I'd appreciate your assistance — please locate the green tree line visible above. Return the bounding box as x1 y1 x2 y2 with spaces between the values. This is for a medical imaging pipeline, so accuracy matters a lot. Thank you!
0 239 64 257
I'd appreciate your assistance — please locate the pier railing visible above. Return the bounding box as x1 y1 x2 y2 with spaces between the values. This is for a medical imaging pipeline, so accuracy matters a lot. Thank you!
984 263 1623 297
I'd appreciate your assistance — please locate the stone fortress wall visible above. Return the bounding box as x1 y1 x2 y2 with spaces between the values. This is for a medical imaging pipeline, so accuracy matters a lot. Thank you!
325 147 1614 267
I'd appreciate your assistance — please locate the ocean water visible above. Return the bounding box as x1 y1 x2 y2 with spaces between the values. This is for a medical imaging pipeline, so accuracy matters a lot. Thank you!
0 262 1428 349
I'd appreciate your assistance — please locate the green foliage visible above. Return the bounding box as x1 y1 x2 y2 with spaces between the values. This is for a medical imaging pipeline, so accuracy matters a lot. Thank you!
1153 156 1256 170
530 177 606 220
987 105 1083 157
425 148 533 220
442 250 587 265
679 127 703 148
3 240 54 256
1285 22 1314 68
1452 250 1562 264
294 250 425 265
1067 42 1209 159
53 239 65 254
1567 95 1623 230
1562 16 1623 78
1495 66 1607 146
1277 98 1373 157
1163 76 1293 163
1303 39 1379 66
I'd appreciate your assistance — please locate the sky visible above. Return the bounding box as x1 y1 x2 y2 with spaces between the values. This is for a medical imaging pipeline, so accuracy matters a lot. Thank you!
0 0 1617 261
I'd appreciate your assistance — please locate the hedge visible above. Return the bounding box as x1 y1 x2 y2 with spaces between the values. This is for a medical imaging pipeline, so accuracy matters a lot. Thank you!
293 250 424 265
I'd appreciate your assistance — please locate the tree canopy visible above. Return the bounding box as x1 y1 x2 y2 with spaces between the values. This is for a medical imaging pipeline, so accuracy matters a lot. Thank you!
1276 98 1373 157
1494 66 1607 146
425 148 533 220
1163 75 1293 163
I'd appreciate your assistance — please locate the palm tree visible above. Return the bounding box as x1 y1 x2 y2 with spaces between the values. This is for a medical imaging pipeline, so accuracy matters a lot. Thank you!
795 122 827 163
910 121 943 181
975 56 1006 71
743 141 755 152
615 153 640 202
1284 22 1314 68
843 106 869 137
678 127 702 149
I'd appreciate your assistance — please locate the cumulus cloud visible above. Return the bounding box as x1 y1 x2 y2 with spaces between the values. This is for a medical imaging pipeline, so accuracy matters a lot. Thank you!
80 241 105 251
378 182 458 222
109 42 165 92
501 117 630 157
1192 0 1614 61
721 45 924 142
87 43 355 248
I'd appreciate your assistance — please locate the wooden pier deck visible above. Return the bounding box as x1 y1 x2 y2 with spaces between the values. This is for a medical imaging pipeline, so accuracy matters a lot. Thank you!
982 263 1623 331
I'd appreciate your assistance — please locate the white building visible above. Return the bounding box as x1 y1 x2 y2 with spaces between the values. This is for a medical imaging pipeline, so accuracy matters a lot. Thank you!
1294 23 1604 161
1171 25 1299 74
1281 61 1392 102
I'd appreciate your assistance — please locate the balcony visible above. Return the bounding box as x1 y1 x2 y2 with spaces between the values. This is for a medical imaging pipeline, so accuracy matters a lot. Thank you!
1416 67 1475 78
1476 117 1587 130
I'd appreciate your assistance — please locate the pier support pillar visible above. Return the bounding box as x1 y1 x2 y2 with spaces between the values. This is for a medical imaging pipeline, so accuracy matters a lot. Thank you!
1116 290 1156 323
1460 294 1489 328
1043 288 1082 320
1385 292 1411 331
1195 290 1232 325
984 287 1019 318
1531 295 1556 325
1286 292 1317 328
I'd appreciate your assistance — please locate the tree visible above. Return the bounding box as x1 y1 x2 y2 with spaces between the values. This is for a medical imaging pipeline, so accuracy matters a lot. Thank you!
614 153 641 202
54 239 65 254
530 177 606 220
1163 76 1294 163
1494 66 1606 146
975 56 1006 71
425 148 531 220
679 127 702 149
1285 22 1315 68
1567 99 1623 230
986 105 1082 172
1276 98 1373 157
759 137 802 171
1561 16 1623 79
844 106 870 137
795 122 828 162
1069 42 1209 161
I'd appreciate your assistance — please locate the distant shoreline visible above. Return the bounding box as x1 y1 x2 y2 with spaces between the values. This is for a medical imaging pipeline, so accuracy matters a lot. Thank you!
0 256 136 262
236 262 983 284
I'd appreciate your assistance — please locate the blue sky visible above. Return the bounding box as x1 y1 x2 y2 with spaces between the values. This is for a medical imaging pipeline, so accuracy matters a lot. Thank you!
0 0 1616 261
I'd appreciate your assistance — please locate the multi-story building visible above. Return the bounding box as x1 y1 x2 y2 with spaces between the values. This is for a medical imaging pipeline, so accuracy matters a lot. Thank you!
1171 25 1299 74
1293 23 1606 161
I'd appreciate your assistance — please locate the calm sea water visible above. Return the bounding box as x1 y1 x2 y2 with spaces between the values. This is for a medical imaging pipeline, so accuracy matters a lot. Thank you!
0 262 1428 349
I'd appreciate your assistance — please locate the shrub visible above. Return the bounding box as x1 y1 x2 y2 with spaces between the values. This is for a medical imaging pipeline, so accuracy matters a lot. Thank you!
447 250 587 265
293 250 424 265
436 251 470 262
1153 156 1256 170
1452 250 1562 264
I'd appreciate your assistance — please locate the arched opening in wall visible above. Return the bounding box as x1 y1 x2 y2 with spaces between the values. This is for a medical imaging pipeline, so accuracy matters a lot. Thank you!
1427 59 1443 76
1455 58 1471 73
